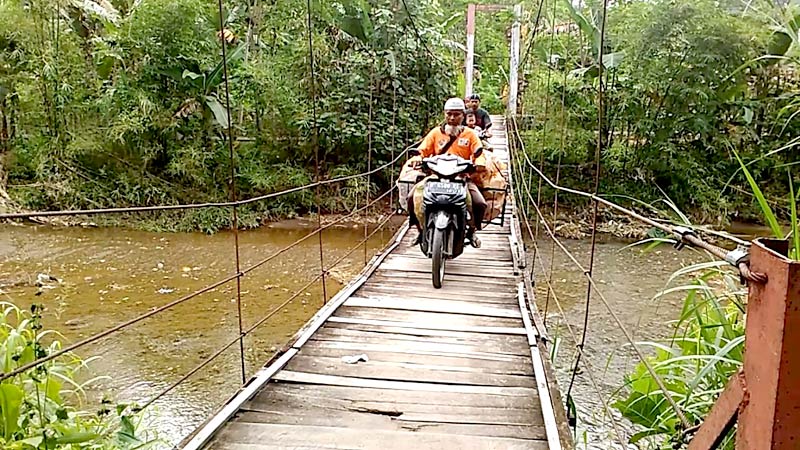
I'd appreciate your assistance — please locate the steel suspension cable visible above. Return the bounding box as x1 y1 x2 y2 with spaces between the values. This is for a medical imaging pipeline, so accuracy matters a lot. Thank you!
216 0 247 385
306 0 327 305
543 68 568 322
510 134 628 448
567 0 609 402
138 210 400 411
0 184 399 383
512 123 691 429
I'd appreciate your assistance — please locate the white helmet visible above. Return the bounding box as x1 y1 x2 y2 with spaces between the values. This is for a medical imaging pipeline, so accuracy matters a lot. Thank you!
444 97 466 111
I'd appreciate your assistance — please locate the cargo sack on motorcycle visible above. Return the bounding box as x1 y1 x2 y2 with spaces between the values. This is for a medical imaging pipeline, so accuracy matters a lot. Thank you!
472 151 508 222
397 156 424 212
413 177 472 227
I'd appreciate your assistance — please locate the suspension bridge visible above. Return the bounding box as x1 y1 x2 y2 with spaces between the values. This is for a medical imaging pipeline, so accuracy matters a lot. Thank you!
1 1 797 449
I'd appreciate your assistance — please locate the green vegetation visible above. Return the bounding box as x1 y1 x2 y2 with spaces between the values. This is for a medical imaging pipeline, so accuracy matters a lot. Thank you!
612 263 744 448
517 0 800 225
0 302 158 449
0 0 798 231
0 0 457 231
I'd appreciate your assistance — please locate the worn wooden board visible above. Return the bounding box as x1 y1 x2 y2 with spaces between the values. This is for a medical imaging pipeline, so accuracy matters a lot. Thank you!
322 319 524 338
307 333 528 358
211 423 549 450
344 296 521 318
354 286 520 305
272 371 537 396
233 409 545 440
315 324 527 347
302 339 531 364
294 345 533 376
283 354 536 387
369 270 515 286
332 305 524 329
325 316 527 335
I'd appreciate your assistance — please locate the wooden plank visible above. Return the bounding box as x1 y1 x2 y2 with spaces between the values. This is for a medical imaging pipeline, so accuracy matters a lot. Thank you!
355 286 519 305
308 334 528 358
310 327 528 353
319 321 525 341
517 282 538 345
370 270 514 286
212 423 549 450
325 316 527 336
249 382 536 409
378 260 517 279
233 410 546 440
344 296 520 319
303 339 531 363
295 345 533 375
244 388 541 425
272 371 538 396
333 305 523 328
359 279 518 296
283 354 536 387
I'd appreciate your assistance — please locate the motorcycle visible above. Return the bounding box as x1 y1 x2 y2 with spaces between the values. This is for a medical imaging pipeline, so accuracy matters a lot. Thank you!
416 153 478 288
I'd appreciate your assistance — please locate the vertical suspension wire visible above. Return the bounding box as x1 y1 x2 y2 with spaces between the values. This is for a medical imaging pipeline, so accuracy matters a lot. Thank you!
543 67 568 323
533 0 559 264
215 0 246 384
391 85 397 213
364 65 374 266
306 0 328 304
566 0 610 400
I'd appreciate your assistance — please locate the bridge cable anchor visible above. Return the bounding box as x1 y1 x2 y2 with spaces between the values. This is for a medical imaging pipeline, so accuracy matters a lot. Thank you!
672 226 695 251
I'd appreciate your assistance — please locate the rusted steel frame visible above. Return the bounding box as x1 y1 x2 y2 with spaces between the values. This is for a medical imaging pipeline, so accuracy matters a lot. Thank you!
0 149 410 219
0 186 398 382
737 238 800 449
687 371 744 450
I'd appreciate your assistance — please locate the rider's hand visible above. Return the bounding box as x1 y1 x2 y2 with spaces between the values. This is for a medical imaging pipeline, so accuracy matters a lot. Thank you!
485 130 493 138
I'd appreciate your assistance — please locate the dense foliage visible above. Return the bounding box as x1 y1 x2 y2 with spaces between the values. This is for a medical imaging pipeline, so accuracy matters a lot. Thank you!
0 0 798 230
515 0 799 224
0 0 457 231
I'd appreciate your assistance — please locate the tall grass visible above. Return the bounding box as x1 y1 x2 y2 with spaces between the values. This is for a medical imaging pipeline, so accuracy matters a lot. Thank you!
0 302 160 449
613 263 745 449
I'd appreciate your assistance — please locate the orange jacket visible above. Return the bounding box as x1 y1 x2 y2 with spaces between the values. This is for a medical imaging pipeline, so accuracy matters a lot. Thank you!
418 126 483 161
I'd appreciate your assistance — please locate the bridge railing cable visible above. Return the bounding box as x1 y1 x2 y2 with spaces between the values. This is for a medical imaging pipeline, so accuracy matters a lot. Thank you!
507 127 629 449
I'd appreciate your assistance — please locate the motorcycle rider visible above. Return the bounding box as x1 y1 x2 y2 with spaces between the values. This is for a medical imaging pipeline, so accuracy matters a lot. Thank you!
407 97 487 248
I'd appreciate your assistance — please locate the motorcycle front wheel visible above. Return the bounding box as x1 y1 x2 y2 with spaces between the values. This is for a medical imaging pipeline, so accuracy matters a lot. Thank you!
431 227 446 289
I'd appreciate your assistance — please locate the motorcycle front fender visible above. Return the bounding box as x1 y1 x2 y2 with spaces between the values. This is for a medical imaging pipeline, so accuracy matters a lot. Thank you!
434 211 451 230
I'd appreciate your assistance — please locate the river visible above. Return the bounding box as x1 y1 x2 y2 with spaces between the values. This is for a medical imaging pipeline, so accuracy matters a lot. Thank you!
0 221 730 448
0 219 403 446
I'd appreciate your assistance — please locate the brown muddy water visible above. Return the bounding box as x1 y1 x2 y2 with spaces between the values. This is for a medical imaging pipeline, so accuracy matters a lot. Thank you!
0 218 403 447
530 236 712 449
0 219 739 449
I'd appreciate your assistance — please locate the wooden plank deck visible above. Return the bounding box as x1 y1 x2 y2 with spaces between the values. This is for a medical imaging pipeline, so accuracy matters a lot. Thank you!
179 117 567 450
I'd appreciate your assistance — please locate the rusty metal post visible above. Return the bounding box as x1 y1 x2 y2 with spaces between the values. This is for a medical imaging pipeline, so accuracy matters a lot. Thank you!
737 238 800 450
689 238 800 450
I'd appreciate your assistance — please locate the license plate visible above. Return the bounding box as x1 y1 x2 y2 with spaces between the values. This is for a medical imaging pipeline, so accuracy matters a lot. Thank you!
426 182 462 195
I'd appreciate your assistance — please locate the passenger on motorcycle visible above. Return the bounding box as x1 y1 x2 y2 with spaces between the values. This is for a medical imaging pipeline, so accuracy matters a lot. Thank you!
407 97 487 248
464 93 492 137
